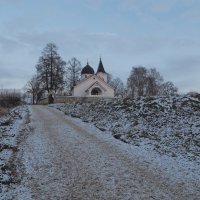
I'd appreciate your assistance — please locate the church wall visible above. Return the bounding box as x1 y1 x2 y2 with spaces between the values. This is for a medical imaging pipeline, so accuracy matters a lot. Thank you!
73 77 95 96
96 72 108 83
87 85 114 97
73 76 114 97
38 96 117 104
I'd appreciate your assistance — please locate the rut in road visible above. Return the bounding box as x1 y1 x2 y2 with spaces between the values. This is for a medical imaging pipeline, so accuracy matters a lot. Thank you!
18 105 197 200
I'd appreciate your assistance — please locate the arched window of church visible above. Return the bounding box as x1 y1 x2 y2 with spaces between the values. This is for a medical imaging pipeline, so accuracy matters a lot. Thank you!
91 87 102 95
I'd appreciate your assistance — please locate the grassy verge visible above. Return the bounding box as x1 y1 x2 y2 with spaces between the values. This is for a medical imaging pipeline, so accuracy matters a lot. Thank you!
0 107 9 116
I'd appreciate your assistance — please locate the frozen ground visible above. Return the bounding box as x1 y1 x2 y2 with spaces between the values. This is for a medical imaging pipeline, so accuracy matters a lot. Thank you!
0 106 31 199
53 94 200 163
1 99 200 199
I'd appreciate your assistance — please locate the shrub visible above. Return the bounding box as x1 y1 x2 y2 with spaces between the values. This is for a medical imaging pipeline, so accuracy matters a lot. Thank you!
0 92 22 108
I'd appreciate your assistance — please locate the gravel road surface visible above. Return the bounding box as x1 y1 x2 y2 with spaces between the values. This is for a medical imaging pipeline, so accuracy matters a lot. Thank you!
14 105 199 200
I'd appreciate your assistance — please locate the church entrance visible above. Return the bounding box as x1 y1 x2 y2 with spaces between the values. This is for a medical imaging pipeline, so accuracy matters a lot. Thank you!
91 87 102 96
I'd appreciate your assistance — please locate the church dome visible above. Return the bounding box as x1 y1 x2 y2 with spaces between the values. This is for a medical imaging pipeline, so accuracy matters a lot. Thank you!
81 63 95 75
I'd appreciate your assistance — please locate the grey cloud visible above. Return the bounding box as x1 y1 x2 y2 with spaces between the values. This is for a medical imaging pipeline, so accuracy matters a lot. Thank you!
16 31 119 54
0 69 12 78
81 33 166 56
161 55 200 93
148 0 178 13
0 35 25 53
120 0 197 13
2 17 40 34
167 55 200 73
85 0 104 10
16 31 178 61
181 8 200 21
119 0 200 26
171 38 200 49
0 68 28 89
174 77 200 94
14 30 200 63
119 0 177 13
86 32 118 38
0 0 23 3
0 67 32 79
16 31 90 56
17 32 200 59
0 77 25 89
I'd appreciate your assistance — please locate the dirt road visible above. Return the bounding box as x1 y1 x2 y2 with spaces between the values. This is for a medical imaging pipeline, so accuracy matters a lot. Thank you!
15 105 199 199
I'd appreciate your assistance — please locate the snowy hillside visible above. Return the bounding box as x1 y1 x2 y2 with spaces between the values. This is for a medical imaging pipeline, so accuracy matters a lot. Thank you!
53 94 200 163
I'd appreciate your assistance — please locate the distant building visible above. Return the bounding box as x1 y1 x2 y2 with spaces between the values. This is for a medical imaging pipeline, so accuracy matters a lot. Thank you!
72 58 114 97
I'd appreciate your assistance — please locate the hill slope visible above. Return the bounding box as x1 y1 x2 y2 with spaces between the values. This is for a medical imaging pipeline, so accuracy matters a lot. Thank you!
53 94 200 162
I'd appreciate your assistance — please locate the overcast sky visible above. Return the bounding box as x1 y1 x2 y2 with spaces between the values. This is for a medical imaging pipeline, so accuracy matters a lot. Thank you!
0 0 200 93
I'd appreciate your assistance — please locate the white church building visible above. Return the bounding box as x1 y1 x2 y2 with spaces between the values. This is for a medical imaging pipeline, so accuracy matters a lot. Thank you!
72 59 115 97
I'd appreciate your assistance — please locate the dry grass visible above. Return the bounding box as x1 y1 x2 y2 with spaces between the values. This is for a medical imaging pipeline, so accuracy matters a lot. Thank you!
0 107 8 116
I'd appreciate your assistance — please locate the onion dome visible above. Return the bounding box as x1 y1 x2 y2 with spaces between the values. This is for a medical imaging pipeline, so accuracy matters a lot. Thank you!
81 62 95 75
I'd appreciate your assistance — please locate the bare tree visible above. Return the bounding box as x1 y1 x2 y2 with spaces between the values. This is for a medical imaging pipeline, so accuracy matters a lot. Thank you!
108 75 126 97
36 43 66 95
25 75 44 104
127 66 178 97
146 68 163 96
127 66 148 97
66 57 81 95
159 81 178 96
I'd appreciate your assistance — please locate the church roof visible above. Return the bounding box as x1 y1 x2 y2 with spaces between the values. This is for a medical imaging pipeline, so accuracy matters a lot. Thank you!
81 62 95 75
75 74 114 90
85 81 107 92
97 58 106 73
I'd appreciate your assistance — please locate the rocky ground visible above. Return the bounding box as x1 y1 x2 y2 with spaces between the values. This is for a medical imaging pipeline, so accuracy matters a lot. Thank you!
52 94 200 163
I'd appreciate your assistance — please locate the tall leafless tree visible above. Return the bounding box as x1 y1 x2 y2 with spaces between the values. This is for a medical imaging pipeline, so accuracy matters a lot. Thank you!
127 66 148 97
66 57 81 95
108 74 126 97
25 75 44 104
146 68 163 96
36 43 66 94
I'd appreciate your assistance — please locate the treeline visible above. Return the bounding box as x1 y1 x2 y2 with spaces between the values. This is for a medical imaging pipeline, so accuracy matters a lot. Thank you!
0 91 21 108
26 42 178 104
127 67 177 97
